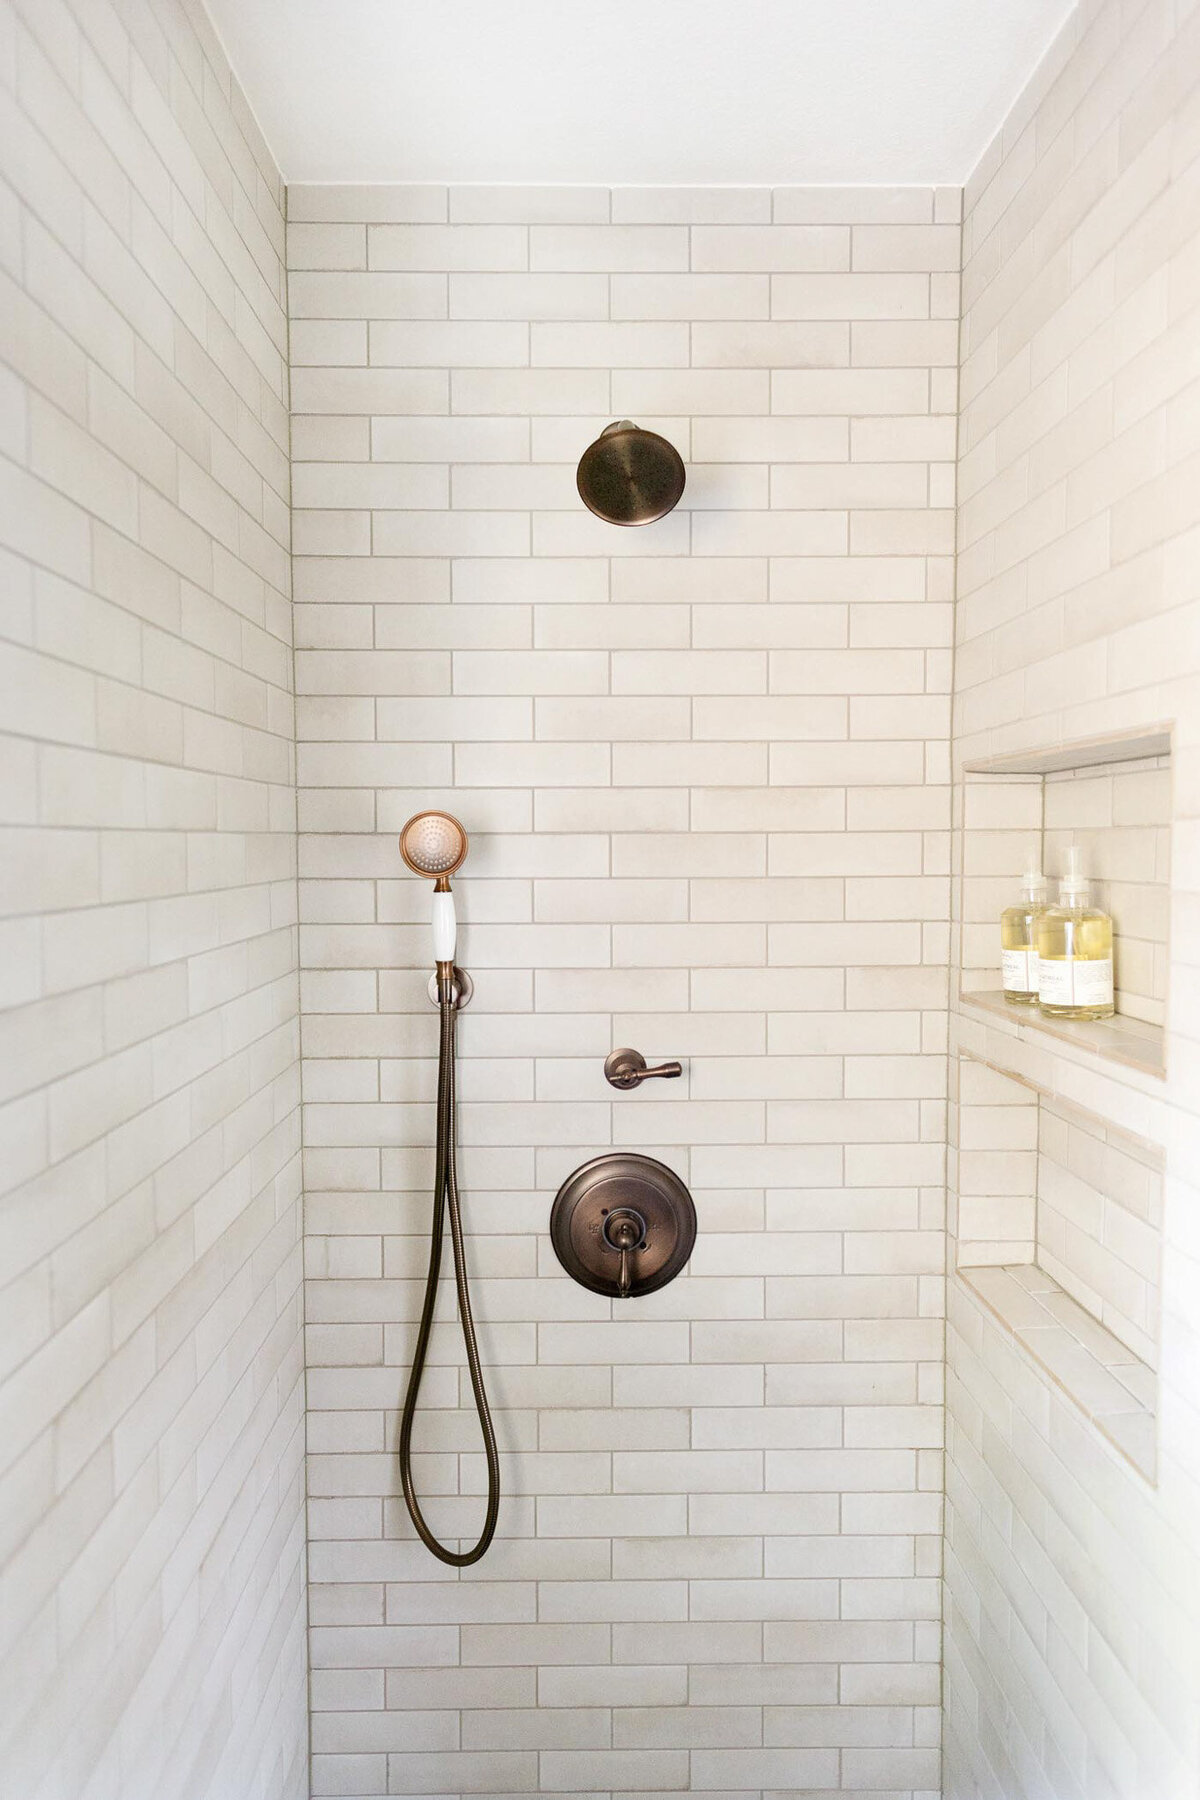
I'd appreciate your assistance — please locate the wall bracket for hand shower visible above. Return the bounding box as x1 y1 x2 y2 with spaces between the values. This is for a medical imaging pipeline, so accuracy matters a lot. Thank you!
425 967 473 1010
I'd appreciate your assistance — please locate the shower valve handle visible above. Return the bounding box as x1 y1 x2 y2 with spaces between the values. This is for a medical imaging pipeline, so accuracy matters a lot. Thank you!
603 1208 647 1299
604 1048 683 1091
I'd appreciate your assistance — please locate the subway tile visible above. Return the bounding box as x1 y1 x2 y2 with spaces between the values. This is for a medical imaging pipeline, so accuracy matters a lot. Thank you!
853 224 961 270
371 415 529 460
615 187 772 223
692 415 849 460
453 650 608 694
372 509 529 556
612 272 770 318
287 222 367 269
614 1703 762 1746
612 367 769 415
450 186 609 223
452 367 610 414
290 185 448 222
291 366 448 414
772 271 931 318
692 226 850 271
531 321 689 367
369 319 529 366
288 270 447 317
692 510 847 556
530 225 689 270
772 367 930 414
533 506 690 556
369 223 528 269
449 271 610 318
691 1747 839 1787
692 320 849 367
774 187 935 224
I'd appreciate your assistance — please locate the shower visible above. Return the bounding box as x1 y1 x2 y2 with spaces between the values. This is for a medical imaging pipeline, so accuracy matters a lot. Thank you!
396 811 499 1565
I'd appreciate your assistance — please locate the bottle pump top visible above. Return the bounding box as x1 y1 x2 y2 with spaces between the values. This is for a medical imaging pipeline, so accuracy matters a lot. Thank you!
1020 863 1048 902
1058 843 1090 905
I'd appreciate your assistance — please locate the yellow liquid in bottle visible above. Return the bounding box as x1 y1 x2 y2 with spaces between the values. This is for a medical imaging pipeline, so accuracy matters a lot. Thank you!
1035 905 1114 1020
1000 904 1041 1004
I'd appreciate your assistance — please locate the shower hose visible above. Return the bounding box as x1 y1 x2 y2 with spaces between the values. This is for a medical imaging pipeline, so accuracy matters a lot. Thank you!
397 983 500 1565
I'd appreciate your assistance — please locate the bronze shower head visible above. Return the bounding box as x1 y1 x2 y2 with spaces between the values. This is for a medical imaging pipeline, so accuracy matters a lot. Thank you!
576 421 686 526
399 810 469 883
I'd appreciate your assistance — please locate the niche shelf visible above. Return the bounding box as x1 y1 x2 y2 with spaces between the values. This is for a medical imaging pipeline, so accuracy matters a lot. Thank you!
960 725 1173 777
959 1263 1156 1479
958 988 1164 1079
956 723 1172 1083
952 1055 1163 1482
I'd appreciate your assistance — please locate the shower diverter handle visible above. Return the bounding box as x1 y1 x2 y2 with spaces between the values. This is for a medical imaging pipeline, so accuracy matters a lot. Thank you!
603 1048 683 1091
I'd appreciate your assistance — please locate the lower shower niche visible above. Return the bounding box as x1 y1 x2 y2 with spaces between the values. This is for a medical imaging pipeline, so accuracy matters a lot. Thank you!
952 1055 1163 1480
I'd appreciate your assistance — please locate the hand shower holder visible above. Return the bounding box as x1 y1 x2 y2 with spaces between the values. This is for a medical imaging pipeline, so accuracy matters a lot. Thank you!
425 966 473 1010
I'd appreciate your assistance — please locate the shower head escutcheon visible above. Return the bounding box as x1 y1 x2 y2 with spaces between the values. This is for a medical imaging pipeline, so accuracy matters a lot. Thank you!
399 811 469 991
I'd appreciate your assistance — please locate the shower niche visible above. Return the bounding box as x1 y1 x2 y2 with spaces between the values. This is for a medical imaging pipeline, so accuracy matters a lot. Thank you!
956 725 1172 1078
951 1052 1163 1480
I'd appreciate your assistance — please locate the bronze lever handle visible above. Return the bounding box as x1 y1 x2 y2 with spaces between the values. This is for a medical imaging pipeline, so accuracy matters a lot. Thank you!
603 1208 646 1299
603 1049 683 1092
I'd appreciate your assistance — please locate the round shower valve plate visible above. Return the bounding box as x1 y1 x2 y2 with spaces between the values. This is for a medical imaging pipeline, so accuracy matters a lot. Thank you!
550 1153 697 1299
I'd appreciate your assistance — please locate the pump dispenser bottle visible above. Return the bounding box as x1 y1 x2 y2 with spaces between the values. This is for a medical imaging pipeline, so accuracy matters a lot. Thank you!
1000 865 1048 1005
1035 845 1114 1020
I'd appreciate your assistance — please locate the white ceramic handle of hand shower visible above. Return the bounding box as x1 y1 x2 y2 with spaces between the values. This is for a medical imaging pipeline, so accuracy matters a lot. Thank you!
431 890 457 964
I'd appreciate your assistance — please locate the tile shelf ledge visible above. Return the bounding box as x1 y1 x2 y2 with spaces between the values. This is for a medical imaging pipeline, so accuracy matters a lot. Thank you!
958 988 1165 1080
957 1262 1156 1482
960 723 1172 776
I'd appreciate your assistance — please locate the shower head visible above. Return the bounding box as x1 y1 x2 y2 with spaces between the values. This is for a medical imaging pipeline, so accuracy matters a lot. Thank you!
576 421 686 526
400 811 469 884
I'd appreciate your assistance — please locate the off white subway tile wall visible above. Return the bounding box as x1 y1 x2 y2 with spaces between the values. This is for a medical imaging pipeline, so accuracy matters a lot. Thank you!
291 182 955 1800
0 0 305 1796
946 0 1200 1795
1036 1094 1164 1368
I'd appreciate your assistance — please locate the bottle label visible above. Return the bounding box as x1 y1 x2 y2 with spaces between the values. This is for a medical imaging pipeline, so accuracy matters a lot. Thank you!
1002 948 1037 994
1038 956 1113 1009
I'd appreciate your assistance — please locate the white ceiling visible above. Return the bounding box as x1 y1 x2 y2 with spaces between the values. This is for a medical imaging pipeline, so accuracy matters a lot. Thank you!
205 0 1076 188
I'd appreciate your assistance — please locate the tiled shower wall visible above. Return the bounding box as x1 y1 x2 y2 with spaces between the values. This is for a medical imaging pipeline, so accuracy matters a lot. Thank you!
292 184 958 1799
0 1 306 1796
945 0 1200 1793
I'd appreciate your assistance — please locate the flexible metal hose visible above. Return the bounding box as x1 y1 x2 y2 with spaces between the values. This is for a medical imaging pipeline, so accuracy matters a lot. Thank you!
397 988 500 1565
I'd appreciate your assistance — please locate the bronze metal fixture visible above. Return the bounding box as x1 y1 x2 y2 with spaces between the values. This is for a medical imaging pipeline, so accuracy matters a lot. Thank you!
399 809 469 996
399 810 469 887
550 1153 697 1300
604 1048 683 1091
425 967 473 1011
395 809 497 1566
576 421 686 526
603 1207 647 1298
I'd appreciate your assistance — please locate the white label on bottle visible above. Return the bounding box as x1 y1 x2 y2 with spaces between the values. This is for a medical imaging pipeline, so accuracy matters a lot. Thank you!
1002 948 1037 994
1037 956 1113 1009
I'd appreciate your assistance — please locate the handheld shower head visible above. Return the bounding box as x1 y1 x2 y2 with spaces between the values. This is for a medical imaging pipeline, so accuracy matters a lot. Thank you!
400 811 469 980
400 811 468 885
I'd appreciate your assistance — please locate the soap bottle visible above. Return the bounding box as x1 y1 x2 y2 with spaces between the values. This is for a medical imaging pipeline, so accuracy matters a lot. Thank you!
1000 865 1048 1005
1035 845 1114 1020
